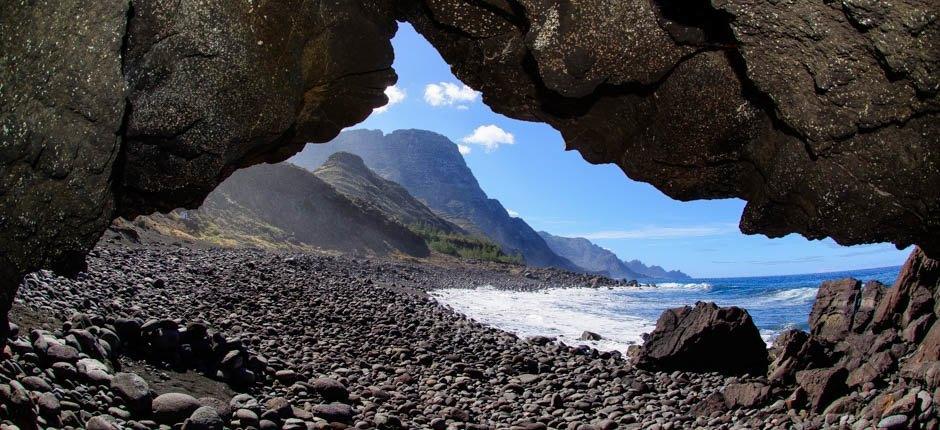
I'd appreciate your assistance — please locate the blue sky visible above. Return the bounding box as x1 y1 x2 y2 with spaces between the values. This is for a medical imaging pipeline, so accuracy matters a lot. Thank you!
348 23 910 278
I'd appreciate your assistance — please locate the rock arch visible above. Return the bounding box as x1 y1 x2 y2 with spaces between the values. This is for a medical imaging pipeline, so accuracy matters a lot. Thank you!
1 0 937 338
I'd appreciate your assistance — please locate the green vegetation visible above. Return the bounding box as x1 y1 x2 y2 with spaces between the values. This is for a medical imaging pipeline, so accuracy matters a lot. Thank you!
410 224 523 264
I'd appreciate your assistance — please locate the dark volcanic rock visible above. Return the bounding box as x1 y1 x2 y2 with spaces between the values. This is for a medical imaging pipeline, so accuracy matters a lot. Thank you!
1 0 937 341
767 329 830 386
152 393 203 425
634 302 768 375
404 0 939 257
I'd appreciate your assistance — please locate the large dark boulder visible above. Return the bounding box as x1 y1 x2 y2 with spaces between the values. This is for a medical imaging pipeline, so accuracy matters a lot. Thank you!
633 302 769 375
795 367 849 413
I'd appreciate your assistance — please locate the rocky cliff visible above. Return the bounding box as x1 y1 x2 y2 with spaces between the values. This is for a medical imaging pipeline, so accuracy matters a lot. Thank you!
0 0 936 339
295 129 580 271
538 231 690 280
313 152 463 235
133 162 430 257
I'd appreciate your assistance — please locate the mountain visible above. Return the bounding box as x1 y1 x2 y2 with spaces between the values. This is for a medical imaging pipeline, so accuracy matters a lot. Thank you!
134 162 430 257
292 129 580 271
538 231 691 280
313 152 463 234
537 232 643 279
624 260 691 280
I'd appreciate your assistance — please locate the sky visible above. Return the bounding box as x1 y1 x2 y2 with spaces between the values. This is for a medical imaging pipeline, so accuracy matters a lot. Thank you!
345 23 911 278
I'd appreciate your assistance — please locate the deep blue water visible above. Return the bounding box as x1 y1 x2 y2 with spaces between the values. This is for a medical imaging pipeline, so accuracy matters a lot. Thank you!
631 266 901 338
432 266 903 350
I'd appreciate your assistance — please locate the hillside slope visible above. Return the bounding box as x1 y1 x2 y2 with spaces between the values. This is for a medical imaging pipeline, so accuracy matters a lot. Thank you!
294 129 580 271
133 163 429 257
313 152 463 234
538 232 643 279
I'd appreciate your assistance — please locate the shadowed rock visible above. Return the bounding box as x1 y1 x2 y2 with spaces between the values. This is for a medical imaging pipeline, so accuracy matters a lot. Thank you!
633 302 769 375
1 0 938 339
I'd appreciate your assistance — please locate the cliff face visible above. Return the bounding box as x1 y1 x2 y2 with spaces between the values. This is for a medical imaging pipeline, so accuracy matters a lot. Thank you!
294 130 580 271
313 152 463 235
135 162 430 257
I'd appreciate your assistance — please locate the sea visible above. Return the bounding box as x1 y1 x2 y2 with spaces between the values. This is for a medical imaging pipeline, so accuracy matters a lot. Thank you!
430 266 901 353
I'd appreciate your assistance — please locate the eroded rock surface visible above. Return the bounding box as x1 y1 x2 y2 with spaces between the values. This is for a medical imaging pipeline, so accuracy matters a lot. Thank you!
1 0 938 337
402 0 939 256
766 247 940 417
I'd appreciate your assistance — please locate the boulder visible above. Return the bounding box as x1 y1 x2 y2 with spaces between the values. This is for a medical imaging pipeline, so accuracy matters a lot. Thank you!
311 402 354 423
767 329 830 385
111 372 153 414
580 331 603 341
872 248 939 330
182 406 224 430
308 377 349 402
690 391 727 417
851 280 886 332
795 367 849 412
152 393 202 424
723 382 771 409
633 302 768 375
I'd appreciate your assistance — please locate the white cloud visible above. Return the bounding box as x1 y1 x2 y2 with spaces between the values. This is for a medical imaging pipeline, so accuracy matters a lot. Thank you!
578 224 738 240
373 85 406 114
461 125 515 153
507 209 520 217
457 144 472 155
424 82 480 107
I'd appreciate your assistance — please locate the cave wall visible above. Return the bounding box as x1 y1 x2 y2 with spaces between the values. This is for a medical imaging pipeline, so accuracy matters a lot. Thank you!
401 0 938 254
1 0 937 337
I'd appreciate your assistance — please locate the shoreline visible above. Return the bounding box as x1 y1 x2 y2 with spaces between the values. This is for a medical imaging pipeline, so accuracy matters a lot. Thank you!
2 244 923 429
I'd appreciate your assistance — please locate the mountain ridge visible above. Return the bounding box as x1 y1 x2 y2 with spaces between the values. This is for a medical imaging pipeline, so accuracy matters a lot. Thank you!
293 129 581 271
313 152 464 235
538 231 690 280
131 162 430 257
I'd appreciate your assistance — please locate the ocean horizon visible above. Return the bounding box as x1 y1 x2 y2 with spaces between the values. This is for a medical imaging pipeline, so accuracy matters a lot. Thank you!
431 265 902 352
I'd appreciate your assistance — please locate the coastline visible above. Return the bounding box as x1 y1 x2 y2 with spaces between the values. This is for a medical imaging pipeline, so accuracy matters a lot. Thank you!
4 243 910 429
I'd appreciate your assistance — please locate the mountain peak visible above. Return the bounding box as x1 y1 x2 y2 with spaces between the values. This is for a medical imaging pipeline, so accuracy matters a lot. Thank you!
293 129 581 271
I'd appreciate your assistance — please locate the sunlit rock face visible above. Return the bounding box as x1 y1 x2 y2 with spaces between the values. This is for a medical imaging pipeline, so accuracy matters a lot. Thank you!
0 0 937 336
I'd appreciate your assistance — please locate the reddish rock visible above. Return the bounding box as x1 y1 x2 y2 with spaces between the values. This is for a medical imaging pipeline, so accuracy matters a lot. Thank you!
809 278 861 343
846 351 894 388
767 329 830 385
872 248 939 331
902 320 940 380
723 382 771 408
634 302 768 375
690 391 727 417
795 367 849 412
851 280 886 332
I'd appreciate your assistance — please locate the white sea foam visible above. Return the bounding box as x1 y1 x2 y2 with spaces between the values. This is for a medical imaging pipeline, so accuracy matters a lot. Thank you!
764 287 818 302
645 282 713 291
431 286 657 352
